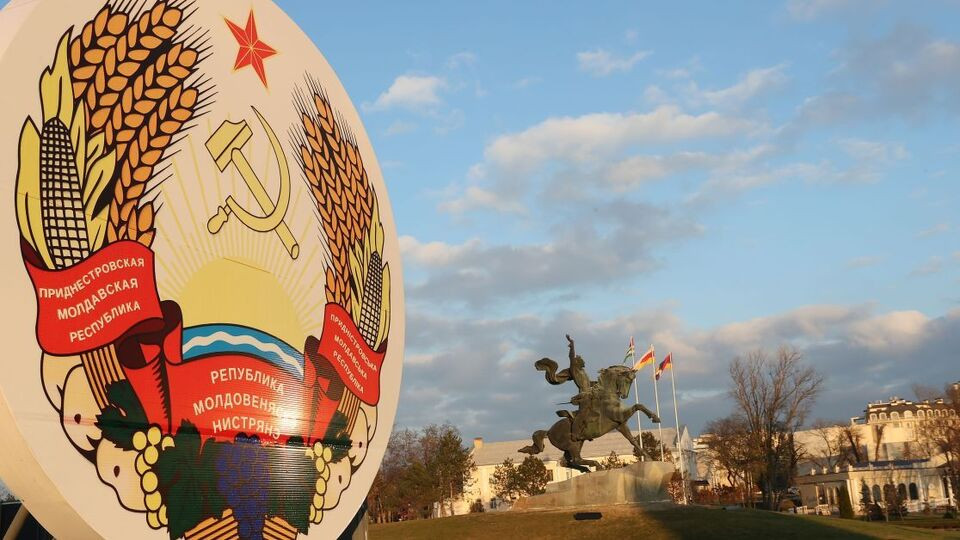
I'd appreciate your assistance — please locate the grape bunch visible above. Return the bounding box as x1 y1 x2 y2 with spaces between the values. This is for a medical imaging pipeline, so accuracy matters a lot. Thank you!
215 434 271 540
132 424 174 529
305 442 332 525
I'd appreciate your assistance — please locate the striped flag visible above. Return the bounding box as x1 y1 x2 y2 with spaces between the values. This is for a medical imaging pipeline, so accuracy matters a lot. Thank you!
634 345 655 370
655 353 673 381
623 337 635 363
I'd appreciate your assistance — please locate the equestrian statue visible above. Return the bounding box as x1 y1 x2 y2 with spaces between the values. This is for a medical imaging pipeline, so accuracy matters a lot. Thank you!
518 334 660 472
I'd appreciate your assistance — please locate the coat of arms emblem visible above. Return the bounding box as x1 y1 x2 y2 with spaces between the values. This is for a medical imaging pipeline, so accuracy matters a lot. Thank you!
0 1 403 538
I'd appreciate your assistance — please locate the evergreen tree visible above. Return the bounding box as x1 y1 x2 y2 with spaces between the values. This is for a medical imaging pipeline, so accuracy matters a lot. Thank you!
838 484 854 519
491 456 550 500
633 431 673 462
597 451 626 470
515 456 550 496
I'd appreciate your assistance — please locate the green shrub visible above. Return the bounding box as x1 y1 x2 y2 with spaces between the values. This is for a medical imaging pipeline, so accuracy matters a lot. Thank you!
838 485 854 519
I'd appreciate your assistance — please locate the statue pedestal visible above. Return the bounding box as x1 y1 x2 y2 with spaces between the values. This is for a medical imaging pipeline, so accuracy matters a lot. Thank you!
512 461 674 510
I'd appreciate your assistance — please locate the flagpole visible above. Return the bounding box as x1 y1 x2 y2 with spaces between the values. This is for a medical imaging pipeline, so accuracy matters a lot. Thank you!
652 345 665 461
628 337 644 459
633 375 645 460
670 357 688 504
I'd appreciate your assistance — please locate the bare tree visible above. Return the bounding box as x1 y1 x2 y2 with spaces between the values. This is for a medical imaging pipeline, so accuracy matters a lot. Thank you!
728 346 823 510
912 383 942 402
806 420 846 470
839 423 866 464
702 415 757 505
915 384 960 503
806 420 867 468
871 423 886 461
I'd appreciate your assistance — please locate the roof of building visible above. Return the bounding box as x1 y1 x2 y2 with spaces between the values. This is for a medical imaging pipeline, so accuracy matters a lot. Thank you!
865 398 949 414
471 427 684 467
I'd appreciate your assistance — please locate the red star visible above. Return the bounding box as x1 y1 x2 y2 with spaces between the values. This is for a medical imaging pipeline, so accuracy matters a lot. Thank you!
225 10 277 88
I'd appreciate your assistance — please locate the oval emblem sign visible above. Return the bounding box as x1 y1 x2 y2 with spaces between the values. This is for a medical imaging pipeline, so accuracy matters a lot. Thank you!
0 1 404 538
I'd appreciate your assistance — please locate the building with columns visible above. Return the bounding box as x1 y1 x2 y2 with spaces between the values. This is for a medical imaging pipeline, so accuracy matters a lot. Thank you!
795 460 954 514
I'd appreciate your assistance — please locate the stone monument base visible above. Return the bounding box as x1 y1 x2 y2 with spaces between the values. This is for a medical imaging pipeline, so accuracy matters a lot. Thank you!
512 461 674 510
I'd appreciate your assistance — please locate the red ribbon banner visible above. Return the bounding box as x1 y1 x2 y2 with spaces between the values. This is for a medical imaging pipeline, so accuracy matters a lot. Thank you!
313 303 386 406
23 241 164 355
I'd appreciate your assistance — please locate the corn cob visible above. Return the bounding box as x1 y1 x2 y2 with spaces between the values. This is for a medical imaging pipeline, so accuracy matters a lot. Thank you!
18 31 112 269
357 252 382 344
39 118 91 268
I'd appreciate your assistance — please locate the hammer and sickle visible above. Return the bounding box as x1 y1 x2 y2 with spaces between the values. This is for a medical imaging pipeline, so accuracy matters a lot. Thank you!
205 106 299 259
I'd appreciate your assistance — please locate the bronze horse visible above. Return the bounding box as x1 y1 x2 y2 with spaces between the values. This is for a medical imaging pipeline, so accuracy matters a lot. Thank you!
519 335 660 472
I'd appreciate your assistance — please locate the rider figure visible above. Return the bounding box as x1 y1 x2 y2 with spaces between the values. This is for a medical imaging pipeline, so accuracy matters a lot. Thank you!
565 334 592 394
557 335 602 435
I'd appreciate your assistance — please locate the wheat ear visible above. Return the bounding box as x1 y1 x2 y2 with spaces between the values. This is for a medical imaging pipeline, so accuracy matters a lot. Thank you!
292 79 390 434
68 1 208 248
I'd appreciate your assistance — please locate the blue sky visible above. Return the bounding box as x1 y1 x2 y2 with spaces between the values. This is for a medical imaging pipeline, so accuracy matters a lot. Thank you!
281 0 960 328
2 0 959 447
275 0 960 441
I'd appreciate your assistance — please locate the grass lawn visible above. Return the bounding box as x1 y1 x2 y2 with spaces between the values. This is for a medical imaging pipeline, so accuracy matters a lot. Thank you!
369 504 960 540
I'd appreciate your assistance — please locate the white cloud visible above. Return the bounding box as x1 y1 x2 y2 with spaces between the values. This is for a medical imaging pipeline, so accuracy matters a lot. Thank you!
514 76 541 89
446 51 477 69
399 235 482 266
432 108 466 135
845 256 883 269
707 305 866 350
835 26 960 119
662 68 692 80
643 85 673 105
690 64 788 109
603 152 714 189
405 353 439 366
687 137 907 204
368 75 446 111
483 106 760 176
384 120 416 136
408 200 702 306
910 256 944 277
577 49 651 77
439 102 765 215
792 92 863 129
917 223 950 238
601 147 772 191
838 138 908 163
438 186 526 215
850 311 929 350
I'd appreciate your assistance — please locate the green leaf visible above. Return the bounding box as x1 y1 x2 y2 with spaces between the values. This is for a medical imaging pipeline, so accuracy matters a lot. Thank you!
323 411 352 463
95 381 149 450
266 438 314 532
156 421 226 540
166 480 206 540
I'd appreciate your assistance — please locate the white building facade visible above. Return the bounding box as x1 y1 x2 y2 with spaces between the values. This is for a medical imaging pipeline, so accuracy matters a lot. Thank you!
796 460 955 515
